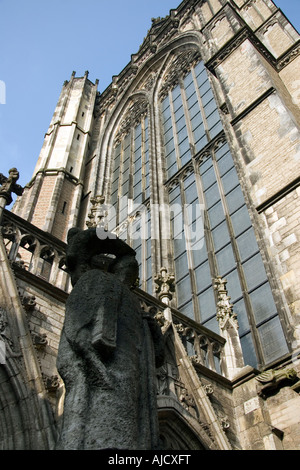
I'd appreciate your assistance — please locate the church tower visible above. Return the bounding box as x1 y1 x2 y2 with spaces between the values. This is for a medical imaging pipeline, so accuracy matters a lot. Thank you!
13 71 98 241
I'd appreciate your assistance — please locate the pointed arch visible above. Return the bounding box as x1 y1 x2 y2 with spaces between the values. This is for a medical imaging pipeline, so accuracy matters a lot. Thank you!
158 396 218 450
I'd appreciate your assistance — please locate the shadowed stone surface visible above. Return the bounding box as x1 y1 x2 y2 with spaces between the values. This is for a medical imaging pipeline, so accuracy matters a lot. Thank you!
56 228 164 450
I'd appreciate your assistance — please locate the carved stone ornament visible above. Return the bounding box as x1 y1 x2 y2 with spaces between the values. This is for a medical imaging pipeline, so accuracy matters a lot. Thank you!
43 374 60 393
20 294 36 312
256 367 299 398
31 331 48 350
214 276 239 330
0 168 23 206
86 195 106 228
154 267 175 302
159 50 202 99
178 386 198 419
0 307 21 359
219 415 230 431
115 99 148 144
204 383 214 396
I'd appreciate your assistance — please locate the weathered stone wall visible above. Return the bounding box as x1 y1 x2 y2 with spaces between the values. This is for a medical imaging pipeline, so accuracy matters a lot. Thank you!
15 274 66 411
259 187 300 340
233 360 300 450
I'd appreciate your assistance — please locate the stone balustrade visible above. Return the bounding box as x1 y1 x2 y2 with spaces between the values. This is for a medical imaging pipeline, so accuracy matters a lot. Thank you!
137 288 227 377
1 209 69 291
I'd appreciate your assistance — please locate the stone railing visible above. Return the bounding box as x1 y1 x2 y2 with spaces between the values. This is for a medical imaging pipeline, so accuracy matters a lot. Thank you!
1 209 70 291
137 288 227 377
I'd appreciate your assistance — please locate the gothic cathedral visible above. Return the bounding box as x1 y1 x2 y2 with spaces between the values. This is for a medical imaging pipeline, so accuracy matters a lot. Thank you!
1 0 300 450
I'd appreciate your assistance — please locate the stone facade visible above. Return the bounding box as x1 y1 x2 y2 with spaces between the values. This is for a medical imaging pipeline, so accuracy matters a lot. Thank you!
1 0 300 450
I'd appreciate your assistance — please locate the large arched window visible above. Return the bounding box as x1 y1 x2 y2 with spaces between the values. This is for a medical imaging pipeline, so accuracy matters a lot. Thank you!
160 54 289 367
108 101 152 293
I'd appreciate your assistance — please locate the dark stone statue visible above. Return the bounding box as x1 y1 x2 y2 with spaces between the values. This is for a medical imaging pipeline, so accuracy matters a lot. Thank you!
56 227 164 450
0 168 23 205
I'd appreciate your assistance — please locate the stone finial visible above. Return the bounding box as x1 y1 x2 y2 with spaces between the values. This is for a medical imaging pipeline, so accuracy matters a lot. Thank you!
214 276 238 330
0 168 24 206
154 267 175 302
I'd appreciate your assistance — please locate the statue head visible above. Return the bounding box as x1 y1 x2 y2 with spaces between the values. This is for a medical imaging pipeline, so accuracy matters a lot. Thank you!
66 227 138 287
8 168 19 181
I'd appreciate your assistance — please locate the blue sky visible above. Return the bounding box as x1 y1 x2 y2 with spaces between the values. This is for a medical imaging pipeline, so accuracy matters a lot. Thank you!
0 0 299 196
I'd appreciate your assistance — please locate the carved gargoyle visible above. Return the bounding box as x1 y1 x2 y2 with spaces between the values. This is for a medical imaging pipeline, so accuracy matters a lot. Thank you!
256 367 299 398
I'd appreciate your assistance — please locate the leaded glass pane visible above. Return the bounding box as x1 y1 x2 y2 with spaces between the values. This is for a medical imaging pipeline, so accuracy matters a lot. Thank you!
195 135 208 152
204 183 221 209
191 237 208 267
243 254 268 291
177 125 188 142
233 298 251 335
177 276 192 306
201 89 214 106
185 182 198 204
187 92 198 109
240 334 258 368
202 166 216 190
169 185 181 203
215 142 230 160
198 287 216 321
231 205 252 236
217 152 234 176
203 99 217 117
226 186 245 214
174 237 186 257
226 269 243 302
183 71 193 88
211 221 231 251
236 228 259 261
175 252 189 281
176 115 186 132
216 244 236 275
193 123 205 141
178 138 190 156
250 283 277 324
221 167 239 194
189 101 201 117
162 107 171 121
258 317 289 363
179 301 194 320
162 95 170 110
164 127 174 144
207 201 224 228
195 261 212 292
200 156 213 174
209 121 223 138
194 61 205 76
198 80 210 97
167 163 178 179
202 316 219 335
172 84 181 100
206 109 220 128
